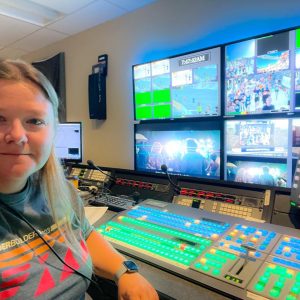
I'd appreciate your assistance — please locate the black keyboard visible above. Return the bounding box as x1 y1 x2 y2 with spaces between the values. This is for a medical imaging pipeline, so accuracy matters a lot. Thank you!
89 194 135 211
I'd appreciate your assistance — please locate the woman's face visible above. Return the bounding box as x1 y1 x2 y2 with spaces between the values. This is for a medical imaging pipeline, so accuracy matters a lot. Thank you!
0 80 55 190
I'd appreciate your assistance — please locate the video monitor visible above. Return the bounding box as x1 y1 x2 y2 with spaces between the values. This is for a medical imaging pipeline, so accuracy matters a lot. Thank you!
133 47 221 120
225 30 295 115
292 118 300 158
225 119 289 158
54 122 82 162
295 28 300 110
135 121 221 179
226 159 287 187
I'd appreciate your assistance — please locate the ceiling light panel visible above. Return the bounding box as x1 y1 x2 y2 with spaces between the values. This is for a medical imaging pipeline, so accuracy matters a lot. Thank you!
29 0 96 14
0 0 64 26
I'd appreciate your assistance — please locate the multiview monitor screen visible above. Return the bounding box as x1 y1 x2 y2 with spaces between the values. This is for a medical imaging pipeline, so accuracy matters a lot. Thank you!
54 122 82 162
224 117 300 188
225 29 300 115
135 122 221 179
292 118 300 159
133 47 221 120
226 159 288 188
225 119 289 158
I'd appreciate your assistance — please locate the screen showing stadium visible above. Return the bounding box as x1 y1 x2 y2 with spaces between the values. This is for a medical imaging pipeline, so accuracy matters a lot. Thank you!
54 122 82 162
226 159 287 187
225 29 300 115
135 122 221 179
225 119 289 158
133 47 221 120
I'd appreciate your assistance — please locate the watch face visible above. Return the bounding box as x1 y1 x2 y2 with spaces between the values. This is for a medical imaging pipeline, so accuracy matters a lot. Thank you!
124 260 138 272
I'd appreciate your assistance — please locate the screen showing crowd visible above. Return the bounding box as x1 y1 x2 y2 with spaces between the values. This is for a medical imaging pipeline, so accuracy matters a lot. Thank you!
135 127 221 179
225 29 300 115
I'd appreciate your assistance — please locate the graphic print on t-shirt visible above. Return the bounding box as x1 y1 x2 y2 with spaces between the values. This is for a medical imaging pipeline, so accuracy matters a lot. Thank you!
0 218 90 299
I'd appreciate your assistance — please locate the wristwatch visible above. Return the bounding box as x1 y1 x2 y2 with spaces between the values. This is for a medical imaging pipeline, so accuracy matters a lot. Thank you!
114 260 139 283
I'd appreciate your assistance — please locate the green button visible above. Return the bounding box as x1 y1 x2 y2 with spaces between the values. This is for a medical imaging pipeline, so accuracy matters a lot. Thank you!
291 286 300 294
264 271 271 277
279 277 286 283
194 262 201 269
286 295 296 300
212 269 221 276
202 265 210 272
260 276 269 284
274 281 284 289
269 288 281 298
254 282 265 292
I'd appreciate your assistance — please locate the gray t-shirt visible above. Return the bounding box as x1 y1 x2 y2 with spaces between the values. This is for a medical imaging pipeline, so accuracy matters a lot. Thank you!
0 180 94 299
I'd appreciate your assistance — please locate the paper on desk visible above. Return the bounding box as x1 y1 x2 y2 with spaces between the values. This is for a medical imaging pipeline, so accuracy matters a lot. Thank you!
84 207 108 225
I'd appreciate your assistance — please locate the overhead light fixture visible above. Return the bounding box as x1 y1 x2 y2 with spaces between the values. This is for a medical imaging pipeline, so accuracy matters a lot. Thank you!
0 0 64 26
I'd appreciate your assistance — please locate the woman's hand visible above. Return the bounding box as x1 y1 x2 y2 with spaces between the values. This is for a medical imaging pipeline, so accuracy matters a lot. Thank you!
117 272 159 300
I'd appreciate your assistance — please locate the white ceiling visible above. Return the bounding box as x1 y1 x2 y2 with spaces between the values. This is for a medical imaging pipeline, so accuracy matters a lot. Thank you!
0 0 156 59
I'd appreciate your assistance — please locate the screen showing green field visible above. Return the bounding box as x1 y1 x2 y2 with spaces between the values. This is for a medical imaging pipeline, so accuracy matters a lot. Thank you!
133 47 221 120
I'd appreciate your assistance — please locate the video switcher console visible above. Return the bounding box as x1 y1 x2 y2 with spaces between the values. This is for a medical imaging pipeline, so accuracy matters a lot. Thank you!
98 199 300 300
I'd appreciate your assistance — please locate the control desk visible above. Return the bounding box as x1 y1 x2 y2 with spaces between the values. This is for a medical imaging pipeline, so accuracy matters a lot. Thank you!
98 199 300 300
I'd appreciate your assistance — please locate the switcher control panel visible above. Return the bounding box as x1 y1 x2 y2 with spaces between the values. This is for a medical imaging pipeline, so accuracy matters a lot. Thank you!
69 167 111 186
98 200 300 300
173 180 271 222
115 178 169 193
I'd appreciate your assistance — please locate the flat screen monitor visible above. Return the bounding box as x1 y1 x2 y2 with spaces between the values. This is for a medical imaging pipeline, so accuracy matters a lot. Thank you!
225 29 300 115
133 47 221 120
54 122 82 163
224 117 300 187
225 118 289 158
226 159 288 187
135 121 221 179
292 118 300 157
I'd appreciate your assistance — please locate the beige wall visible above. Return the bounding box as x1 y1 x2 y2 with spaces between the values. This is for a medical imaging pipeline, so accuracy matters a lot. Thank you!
22 0 300 169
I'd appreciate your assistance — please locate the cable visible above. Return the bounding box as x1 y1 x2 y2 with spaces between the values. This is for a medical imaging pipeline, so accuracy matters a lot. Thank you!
0 200 104 294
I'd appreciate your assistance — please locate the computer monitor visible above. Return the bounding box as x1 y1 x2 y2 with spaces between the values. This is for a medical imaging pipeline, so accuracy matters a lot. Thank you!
54 122 82 163
135 121 221 179
133 46 221 120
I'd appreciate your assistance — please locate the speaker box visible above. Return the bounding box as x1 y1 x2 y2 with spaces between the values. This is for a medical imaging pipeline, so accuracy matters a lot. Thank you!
88 73 106 120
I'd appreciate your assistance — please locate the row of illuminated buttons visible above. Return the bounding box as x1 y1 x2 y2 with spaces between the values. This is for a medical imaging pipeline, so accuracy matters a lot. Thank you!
220 204 252 212
217 210 251 217
217 207 252 213
178 199 194 205
180 189 236 200
90 170 108 180
179 202 194 207
70 168 81 176
116 179 156 190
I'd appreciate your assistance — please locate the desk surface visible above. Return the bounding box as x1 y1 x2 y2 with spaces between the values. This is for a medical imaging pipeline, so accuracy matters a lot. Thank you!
95 209 232 300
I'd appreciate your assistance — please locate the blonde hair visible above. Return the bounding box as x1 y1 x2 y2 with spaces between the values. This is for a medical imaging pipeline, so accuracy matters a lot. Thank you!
0 59 80 248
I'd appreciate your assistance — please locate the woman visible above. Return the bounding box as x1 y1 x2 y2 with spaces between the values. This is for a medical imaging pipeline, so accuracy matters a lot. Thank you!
0 59 158 299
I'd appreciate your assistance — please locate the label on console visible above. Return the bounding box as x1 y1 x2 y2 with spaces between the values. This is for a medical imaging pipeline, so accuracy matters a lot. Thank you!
247 291 269 300
264 190 270 206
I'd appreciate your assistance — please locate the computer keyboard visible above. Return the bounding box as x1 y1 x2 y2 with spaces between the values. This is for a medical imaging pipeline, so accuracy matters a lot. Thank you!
89 194 136 211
